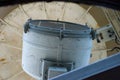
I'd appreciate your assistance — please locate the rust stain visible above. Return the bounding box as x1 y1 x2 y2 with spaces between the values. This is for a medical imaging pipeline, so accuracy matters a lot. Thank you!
0 58 6 62
2 62 8 64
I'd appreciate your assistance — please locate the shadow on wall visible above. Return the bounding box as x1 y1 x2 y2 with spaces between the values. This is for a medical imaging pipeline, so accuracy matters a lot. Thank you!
0 0 120 10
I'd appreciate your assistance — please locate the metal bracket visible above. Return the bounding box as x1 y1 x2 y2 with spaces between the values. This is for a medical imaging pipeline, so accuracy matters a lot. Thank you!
59 27 64 40
41 60 74 80
90 28 96 40
96 24 115 43
24 18 32 33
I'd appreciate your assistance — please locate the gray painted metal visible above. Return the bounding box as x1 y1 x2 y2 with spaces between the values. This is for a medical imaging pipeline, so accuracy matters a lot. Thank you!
22 20 92 80
25 20 92 38
50 52 120 80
